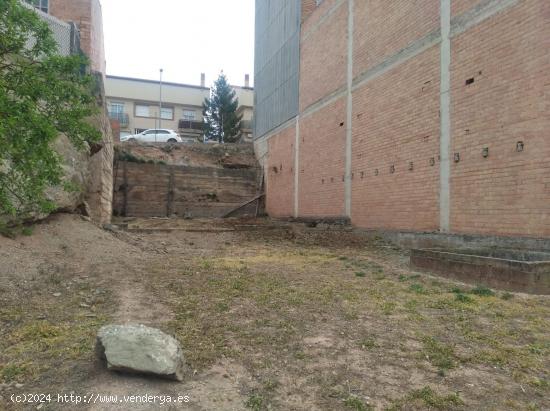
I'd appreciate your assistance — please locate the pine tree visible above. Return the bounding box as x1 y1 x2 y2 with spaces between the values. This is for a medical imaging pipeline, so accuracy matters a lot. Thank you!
202 73 242 143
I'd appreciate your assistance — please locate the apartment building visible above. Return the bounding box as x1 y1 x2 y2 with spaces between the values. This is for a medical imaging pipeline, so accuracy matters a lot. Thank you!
105 75 210 141
106 74 255 142
255 0 550 240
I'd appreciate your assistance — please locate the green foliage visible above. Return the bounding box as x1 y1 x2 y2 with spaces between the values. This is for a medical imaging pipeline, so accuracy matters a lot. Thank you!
344 395 372 411
422 336 456 372
245 394 264 411
202 73 242 143
387 386 463 410
0 0 100 219
455 293 473 303
471 285 495 297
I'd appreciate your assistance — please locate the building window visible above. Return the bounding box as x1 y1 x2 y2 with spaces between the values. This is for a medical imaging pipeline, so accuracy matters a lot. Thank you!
26 0 48 13
183 110 196 121
160 107 173 120
110 102 124 114
135 104 150 118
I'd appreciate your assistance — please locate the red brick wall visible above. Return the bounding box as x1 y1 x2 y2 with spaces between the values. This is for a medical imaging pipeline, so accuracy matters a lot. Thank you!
263 0 550 239
49 0 106 74
299 0 347 111
449 1 550 237
353 0 439 77
302 0 339 35
351 46 441 231
298 98 346 217
266 126 296 218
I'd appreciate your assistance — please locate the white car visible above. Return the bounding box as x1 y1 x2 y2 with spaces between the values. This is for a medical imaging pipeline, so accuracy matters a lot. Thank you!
120 129 182 143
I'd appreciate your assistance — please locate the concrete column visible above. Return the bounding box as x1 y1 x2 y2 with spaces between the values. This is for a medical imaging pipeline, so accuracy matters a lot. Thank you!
439 0 451 232
344 0 354 217
294 117 300 218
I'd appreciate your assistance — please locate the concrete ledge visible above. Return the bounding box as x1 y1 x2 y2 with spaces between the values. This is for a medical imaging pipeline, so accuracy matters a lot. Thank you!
411 248 550 295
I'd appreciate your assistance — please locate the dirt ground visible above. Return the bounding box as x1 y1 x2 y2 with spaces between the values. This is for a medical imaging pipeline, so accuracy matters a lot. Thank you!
0 214 549 410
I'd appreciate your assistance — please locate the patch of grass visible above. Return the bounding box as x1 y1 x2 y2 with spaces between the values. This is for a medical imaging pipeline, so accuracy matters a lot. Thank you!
245 394 265 410
409 283 426 294
422 336 456 372
355 271 366 277
0 363 35 382
471 285 495 297
344 394 372 410
359 337 377 350
501 292 514 300
21 226 34 236
387 386 463 410
455 293 473 303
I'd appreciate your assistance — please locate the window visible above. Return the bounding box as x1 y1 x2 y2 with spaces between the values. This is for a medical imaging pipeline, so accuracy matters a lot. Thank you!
183 110 196 121
110 102 124 114
135 128 146 134
144 130 157 135
157 130 169 134
26 0 48 13
160 107 173 120
135 104 150 117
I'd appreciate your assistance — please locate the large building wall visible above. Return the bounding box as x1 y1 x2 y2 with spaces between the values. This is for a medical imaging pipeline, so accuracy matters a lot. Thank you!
449 1 550 237
255 0 550 239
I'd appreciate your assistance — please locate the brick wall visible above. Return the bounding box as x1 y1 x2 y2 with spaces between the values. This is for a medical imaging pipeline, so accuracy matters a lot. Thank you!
299 98 346 217
299 0 347 111
266 126 296 217
351 46 440 231
49 0 105 74
449 1 550 237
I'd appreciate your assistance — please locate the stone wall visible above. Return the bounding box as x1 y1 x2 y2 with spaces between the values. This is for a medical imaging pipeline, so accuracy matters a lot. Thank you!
113 161 260 219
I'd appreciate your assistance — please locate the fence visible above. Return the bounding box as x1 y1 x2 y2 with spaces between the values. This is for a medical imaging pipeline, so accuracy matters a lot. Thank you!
22 2 80 56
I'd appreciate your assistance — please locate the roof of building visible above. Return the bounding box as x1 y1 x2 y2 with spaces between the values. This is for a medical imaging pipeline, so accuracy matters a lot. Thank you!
106 75 210 91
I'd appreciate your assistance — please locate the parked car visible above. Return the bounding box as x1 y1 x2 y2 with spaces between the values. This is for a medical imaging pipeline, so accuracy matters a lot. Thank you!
120 129 182 143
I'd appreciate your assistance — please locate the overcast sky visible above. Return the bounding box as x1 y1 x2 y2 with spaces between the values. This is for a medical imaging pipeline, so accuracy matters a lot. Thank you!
101 0 255 88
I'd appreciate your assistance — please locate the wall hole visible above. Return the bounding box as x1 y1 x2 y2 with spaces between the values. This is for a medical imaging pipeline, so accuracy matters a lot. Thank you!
465 77 475 86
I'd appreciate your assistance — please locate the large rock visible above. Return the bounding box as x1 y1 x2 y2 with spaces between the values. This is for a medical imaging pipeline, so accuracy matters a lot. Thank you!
96 324 186 381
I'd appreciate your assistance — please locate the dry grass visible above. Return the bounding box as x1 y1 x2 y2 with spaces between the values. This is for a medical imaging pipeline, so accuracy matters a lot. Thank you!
143 229 550 410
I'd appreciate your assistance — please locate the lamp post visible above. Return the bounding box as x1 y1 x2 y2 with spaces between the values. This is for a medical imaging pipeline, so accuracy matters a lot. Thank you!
158 68 163 142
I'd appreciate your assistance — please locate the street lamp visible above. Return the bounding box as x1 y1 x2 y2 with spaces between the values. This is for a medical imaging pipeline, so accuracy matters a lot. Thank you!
158 68 163 142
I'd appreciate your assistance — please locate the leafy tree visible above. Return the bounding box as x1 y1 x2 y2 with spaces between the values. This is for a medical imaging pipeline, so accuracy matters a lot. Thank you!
202 73 242 143
0 0 100 219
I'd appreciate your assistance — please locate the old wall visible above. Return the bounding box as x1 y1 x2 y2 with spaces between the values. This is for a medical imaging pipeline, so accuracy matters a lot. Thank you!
48 0 113 224
256 0 550 239
49 0 106 74
113 162 259 219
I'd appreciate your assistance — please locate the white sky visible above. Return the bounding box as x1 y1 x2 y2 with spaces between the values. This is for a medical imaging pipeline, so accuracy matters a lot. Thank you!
101 0 255 88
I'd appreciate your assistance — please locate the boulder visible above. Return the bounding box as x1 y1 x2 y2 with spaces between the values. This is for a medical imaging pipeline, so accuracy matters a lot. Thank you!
96 324 186 381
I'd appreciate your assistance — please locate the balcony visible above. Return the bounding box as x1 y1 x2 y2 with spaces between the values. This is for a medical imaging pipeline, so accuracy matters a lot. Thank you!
108 112 129 127
240 120 253 131
178 120 204 132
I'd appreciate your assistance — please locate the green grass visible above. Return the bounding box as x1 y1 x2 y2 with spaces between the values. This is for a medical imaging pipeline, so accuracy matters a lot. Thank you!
422 336 457 372
344 395 372 410
245 394 265 410
387 386 463 410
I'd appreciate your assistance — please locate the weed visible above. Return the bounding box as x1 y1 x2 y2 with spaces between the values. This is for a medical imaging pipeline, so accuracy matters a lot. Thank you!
409 283 426 294
455 293 473 303
245 394 265 410
422 336 456 371
471 286 495 297
355 271 366 277
359 337 377 350
344 395 372 410
338 256 348 261
501 292 514 300
387 386 463 410
21 226 33 236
